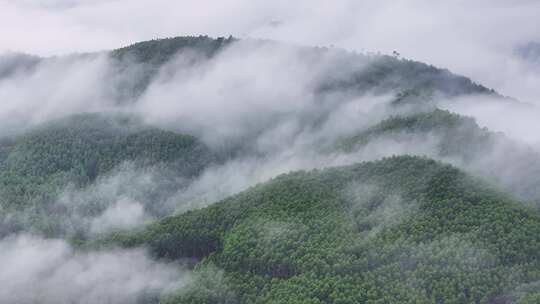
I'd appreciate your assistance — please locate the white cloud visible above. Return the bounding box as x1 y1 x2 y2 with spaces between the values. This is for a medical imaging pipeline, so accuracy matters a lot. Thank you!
439 95 540 146
90 197 148 234
1 0 540 102
0 234 190 304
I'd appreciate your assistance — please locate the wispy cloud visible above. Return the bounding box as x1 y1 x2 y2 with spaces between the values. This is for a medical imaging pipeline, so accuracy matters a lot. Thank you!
1 0 540 102
0 234 190 304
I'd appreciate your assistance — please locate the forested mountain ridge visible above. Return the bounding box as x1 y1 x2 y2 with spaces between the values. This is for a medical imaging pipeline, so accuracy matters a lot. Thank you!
1 35 496 103
100 156 540 303
334 109 540 204
0 113 214 237
111 35 236 65
0 113 211 180
0 35 539 303
110 36 496 100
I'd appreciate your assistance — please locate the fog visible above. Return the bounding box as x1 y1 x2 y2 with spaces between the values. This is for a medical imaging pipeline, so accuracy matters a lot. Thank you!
0 54 116 134
2 0 540 104
344 182 416 239
2 37 539 221
0 234 190 304
0 3 540 302
439 95 540 146
136 41 391 147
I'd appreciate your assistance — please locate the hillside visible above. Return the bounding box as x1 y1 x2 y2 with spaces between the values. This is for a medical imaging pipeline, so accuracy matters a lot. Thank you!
0 113 214 237
335 109 540 204
101 156 540 303
0 36 495 104
108 36 495 101
0 36 539 304
111 36 236 65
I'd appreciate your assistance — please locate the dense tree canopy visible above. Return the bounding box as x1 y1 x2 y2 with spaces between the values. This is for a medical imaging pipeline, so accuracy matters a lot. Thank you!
0 113 214 237
101 156 540 303
335 109 540 203
0 36 538 304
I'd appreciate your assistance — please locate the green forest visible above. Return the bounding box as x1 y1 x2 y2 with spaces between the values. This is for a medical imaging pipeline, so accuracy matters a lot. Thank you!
0 36 539 303
100 156 540 303
0 113 214 237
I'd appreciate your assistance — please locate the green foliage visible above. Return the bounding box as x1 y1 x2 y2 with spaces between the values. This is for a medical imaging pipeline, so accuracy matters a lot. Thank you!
108 35 236 97
107 35 496 102
336 109 540 204
102 156 540 303
111 35 235 65
1 36 536 303
337 109 492 158
317 53 494 98
0 113 213 237
3 114 207 181
519 292 540 304
162 265 238 304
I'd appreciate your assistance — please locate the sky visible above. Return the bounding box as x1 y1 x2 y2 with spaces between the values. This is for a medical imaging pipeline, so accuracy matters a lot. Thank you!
1 0 540 103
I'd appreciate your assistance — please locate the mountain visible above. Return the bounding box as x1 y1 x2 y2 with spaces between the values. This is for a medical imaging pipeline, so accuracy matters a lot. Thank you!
335 109 540 204
2 36 495 103
0 36 539 303
101 156 540 303
0 113 214 237
106 36 497 104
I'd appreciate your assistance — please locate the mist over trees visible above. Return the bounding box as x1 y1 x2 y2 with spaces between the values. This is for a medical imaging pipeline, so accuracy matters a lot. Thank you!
0 35 540 303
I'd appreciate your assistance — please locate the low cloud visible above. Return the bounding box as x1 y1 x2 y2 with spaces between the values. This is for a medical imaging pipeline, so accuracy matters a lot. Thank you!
0 54 113 134
55 163 189 236
89 197 147 234
0 234 190 304
439 95 540 146
2 0 540 104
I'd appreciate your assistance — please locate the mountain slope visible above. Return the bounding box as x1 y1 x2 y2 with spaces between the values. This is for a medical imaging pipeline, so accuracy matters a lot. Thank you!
1 36 539 304
335 109 540 204
108 36 495 100
0 36 494 103
0 113 214 237
111 35 235 65
103 156 540 303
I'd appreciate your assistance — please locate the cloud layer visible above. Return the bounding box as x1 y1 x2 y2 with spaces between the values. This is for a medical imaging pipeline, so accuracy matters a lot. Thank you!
0 234 189 304
1 3 540 303
1 0 540 103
